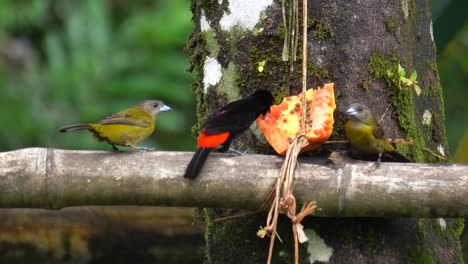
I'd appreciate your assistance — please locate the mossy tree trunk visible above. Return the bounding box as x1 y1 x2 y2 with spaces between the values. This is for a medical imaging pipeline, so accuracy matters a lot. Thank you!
186 0 463 263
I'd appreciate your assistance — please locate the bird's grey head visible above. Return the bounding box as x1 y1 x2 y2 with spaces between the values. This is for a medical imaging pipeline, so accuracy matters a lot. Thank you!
345 103 372 122
138 100 172 117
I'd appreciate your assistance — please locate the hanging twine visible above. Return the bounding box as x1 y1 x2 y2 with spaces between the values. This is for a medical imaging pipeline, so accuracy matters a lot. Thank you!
260 1 317 264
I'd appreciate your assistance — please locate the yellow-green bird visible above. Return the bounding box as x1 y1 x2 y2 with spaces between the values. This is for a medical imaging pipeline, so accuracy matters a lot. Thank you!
344 103 410 163
59 100 171 151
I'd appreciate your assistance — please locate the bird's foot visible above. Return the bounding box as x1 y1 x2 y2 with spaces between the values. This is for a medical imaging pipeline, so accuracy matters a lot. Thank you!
368 154 382 171
227 148 246 156
135 146 155 153
370 161 381 170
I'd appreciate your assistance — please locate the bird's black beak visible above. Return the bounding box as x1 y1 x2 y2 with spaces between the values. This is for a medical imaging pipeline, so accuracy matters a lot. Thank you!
160 105 172 112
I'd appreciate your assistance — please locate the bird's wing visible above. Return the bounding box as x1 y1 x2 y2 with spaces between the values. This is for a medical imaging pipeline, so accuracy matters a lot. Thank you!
203 100 258 134
99 109 151 127
372 123 386 139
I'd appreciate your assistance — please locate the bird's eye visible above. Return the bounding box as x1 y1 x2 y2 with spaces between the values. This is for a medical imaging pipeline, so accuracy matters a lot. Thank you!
153 103 159 107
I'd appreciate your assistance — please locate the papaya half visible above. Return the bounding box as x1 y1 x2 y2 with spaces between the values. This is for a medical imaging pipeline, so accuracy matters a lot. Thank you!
256 83 335 155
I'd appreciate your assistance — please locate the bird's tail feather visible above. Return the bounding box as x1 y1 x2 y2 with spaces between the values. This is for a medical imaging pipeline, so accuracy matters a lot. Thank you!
184 148 212 179
59 124 92 133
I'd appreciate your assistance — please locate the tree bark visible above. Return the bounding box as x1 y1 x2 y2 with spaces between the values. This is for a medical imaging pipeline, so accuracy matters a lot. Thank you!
187 0 463 263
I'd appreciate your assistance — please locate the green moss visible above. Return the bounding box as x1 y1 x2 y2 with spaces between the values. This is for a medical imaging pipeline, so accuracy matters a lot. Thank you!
399 0 417 67
204 210 246 263
405 218 464 264
409 0 417 24
451 219 465 264
404 219 437 264
204 209 249 263
406 0 417 39
405 219 464 264
392 96 424 160
367 52 399 82
308 62 333 80
405 246 436 264
397 0 448 162
197 0 229 26
307 18 335 40
185 31 209 136
218 62 240 100
450 219 465 238
420 62 440 96
204 209 294 263
420 74 431 97
204 29 220 58
246 36 282 64
203 208 212 262
384 16 398 33
272 85 289 104
422 61 449 159
236 31 332 95
367 52 425 161
185 1 244 137
424 218 464 244
236 35 291 93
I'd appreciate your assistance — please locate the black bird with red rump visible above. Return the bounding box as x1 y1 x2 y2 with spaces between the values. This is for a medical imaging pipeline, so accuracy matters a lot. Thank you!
184 90 273 180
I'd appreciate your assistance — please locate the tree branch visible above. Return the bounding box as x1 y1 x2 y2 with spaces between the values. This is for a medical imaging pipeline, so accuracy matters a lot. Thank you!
0 148 466 217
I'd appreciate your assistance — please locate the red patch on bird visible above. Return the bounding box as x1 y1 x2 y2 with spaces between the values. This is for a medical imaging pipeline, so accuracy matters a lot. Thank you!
197 131 230 148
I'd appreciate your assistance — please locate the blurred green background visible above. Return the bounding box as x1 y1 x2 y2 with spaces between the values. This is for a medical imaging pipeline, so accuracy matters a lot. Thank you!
0 0 466 262
0 0 196 152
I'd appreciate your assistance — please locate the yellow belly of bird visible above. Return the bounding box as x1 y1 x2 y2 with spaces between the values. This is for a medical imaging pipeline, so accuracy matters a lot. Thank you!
345 123 392 155
89 123 155 149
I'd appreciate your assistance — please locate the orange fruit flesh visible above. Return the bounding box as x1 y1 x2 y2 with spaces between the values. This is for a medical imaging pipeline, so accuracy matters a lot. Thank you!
257 83 335 155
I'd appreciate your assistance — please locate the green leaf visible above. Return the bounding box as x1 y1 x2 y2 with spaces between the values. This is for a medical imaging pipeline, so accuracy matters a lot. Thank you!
258 60 266 72
400 76 408 83
398 64 406 77
414 84 421 96
410 70 417 81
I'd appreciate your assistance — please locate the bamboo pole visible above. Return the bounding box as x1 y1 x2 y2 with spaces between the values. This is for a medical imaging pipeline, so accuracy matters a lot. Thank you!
0 148 466 217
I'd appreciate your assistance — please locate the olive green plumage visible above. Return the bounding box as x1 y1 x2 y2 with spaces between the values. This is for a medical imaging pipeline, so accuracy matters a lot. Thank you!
344 103 410 162
59 100 172 150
